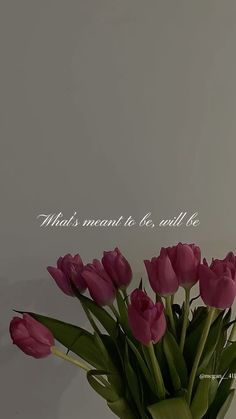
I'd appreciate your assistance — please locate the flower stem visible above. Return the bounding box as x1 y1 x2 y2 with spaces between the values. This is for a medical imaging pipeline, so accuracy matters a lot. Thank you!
180 288 191 353
51 346 108 386
187 307 216 404
51 346 90 371
165 295 177 337
147 343 165 400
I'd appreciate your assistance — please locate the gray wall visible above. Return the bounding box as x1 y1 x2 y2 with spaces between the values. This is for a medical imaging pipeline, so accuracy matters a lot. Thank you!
1 1 236 418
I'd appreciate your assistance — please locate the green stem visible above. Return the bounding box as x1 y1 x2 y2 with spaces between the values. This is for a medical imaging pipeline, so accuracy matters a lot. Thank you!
165 295 177 337
51 347 108 386
147 343 165 400
180 288 191 353
51 346 90 371
187 307 216 404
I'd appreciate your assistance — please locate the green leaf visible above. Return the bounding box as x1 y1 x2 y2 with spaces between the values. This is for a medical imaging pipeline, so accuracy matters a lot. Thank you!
127 338 156 395
213 326 228 374
86 370 118 402
216 389 235 419
93 333 123 395
175 303 185 340
224 319 236 331
155 341 172 393
107 398 137 419
219 342 236 375
190 375 211 419
187 307 208 334
124 343 143 413
148 397 193 419
223 308 232 327
76 293 118 337
116 291 131 336
197 313 223 374
185 310 221 372
163 331 188 391
184 308 208 369
93 333 111 365
100 334 123 371
191 380 210 419
208 379 218 406
25 312 104 369
208 359 236 419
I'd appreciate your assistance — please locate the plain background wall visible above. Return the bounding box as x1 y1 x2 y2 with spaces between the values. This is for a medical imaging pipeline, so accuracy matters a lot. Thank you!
1 1 236 417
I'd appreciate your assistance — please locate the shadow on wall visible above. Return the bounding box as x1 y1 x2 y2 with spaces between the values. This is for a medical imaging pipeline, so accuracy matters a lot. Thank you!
0 277 87 419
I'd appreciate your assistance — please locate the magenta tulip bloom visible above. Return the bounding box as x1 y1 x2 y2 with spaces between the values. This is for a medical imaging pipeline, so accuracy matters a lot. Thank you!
128 289 166 345
215 251 236 266
144 248 178 296
102 247 132 288
47 253 87 296
199 254 236 309
82 259 116 306
166 243 201 288
9 314 54 358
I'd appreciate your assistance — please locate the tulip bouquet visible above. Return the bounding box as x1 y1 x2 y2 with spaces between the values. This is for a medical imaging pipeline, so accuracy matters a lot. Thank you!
10 244 236 419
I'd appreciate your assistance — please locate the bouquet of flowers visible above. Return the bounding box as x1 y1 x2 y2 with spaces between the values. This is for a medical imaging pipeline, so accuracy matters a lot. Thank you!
9 243 236 419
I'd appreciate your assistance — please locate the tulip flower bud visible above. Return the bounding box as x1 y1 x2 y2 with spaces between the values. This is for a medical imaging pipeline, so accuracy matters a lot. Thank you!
102 247 132 289
9 314 54 358
166 243 201 288
128 289 166 345
47 253 87 296
144 248 179 296
199 254 236 309
82 259 116 306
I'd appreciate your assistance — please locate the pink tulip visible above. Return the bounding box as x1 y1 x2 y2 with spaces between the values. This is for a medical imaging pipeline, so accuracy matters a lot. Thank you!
199 254 236 309
215 251 236 266
166 243 201 288
128 289 166 345
144 248 179 296
47 253 87 296
82 259 116 306
9 314 54 358
102 247 132 288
